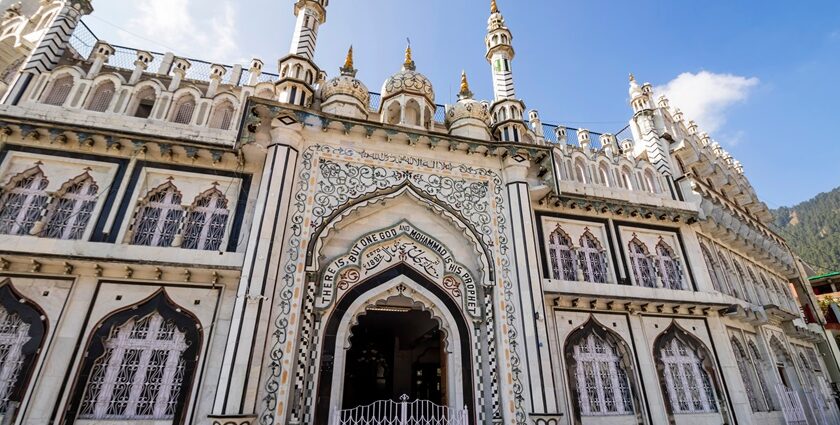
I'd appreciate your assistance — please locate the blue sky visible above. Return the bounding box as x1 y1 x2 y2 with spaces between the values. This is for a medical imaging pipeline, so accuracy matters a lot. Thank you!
85 0 840 207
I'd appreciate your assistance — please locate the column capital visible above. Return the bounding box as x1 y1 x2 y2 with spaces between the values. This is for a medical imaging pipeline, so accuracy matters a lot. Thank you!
269 125 304 151
503 156 529 183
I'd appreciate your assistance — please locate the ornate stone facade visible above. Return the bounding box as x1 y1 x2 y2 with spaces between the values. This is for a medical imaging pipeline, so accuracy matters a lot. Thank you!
0 1 836 425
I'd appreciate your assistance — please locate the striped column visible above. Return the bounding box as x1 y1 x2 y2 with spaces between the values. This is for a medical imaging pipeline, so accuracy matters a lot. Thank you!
289 7 319 60
491 53 516 100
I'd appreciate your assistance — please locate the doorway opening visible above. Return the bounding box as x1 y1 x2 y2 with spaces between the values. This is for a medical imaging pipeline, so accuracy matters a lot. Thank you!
342 306 445 409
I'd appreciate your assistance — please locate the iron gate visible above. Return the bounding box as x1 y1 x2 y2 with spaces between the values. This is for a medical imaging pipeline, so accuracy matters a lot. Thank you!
334 395 468 425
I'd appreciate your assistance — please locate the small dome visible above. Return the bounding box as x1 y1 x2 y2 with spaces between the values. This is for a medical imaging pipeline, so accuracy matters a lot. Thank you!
321 46 370 108
381 45 435 104
445 72 489 128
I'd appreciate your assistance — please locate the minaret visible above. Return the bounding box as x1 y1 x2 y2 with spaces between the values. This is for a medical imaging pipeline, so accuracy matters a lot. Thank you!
485 0 529 143
276 0 329 106
289 0 327 60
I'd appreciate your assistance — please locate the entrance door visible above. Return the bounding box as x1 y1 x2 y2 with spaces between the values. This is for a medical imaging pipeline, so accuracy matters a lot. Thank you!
342 307 444 408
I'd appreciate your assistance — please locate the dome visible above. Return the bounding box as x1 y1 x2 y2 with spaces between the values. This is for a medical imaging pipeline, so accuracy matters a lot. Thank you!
381 46 435 104
445 98 490 127
445 72 490 140
321 46 370 110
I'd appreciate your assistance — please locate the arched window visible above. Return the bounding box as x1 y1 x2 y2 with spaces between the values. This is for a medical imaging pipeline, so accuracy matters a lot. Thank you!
733 261 757 304
43 74 73 106
644 169 660 193
42 172 98 240
181 187 229 251
209 101 235 130
130 181 184 247
731 338 765 412
598 163 611 187
628 238 655 288
620 168 634 190
73 292 201 422
0 166 49 236
656 328 718 414
548 225 576 281
747 341 775 411
171 95 196 124
700 243 726 294
655 240 684 290
748 267 768 305
578 230 607 283
86 81 115 112
404 99 421 126
0 284 45 418
574 159 587 183
130 86 156 119
718 253 742 299
566 325 635 417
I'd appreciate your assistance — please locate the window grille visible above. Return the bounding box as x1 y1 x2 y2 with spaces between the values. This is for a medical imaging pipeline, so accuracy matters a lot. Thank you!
718 254 743 300
86 82 115 112
0 167 49 236
578 231 607 283
700 244 727 294
660 336 717 413
181 187 229 251
130 182 184 247
731 338 766 412
628 238 655 288
78 312 188 420
548 226 576 281
42 173 98 240
0 305 31 414
43 75 73 106
572 333 633 416
747 341 775 410
655 240 684 290
209 102 234 130
172 97 195 124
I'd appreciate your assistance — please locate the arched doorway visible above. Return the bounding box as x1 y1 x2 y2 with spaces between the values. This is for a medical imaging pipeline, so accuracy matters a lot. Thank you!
343 304 445 408
314 266 475 425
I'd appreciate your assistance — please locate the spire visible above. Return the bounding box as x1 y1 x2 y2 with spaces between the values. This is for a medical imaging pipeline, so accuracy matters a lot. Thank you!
340 45 357 77
403 41 416 71
490 0 498 14
458 70 473 100
628 72 642 97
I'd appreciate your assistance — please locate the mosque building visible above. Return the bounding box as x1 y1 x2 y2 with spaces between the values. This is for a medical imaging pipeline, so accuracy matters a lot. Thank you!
0 0 836 424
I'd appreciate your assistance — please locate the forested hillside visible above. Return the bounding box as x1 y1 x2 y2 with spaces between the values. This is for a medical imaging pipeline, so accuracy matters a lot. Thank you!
772 186 840 275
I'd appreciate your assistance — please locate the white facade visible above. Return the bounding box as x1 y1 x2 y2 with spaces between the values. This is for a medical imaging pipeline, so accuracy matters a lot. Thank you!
0 1 835 425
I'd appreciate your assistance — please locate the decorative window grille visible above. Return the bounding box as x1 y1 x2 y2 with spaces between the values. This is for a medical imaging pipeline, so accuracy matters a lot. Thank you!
747 341 775 411
572 333 633 416
628 238 656 288
700 244 725 294
130 182 184 247
578 230 607 283
0 167 49 236
548 226 576 281
731 338 766 412
181 187 229 251
172 97 195 124
43 75 73 106
655 240 684 290
86 81 115 112
0 305 31 414
78 312 188 420
42 173 98 240
660 336 717 413
209 102 235 130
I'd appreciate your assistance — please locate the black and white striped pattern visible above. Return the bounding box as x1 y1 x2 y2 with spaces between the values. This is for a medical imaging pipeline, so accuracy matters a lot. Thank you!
23 4 82 74
645 139 673 176
493 70 516 100
290 10 319 60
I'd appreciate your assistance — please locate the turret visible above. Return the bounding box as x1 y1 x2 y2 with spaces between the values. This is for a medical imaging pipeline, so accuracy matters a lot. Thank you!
276 0 329 106
289 0 328 60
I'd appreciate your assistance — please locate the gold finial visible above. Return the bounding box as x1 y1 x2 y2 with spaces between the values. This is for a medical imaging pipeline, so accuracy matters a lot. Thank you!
491 0 498 13
344 45 354 70
458 70 473 99
403 39 416 71
629 73 635 82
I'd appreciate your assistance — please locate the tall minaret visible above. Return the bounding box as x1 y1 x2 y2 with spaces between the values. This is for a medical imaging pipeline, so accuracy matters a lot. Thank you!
289 0 327 60
276 0 329 105
485 0 529 143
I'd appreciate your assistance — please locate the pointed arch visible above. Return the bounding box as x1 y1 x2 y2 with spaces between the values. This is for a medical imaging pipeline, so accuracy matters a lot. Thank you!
655 239 684 290
597 162 611 187
730 337 766 412
0 281 47 418
208 100 235 130
627 237 655 288
42 172 99 240
42 74 74 106
643 169 660 193
717 251 742 300
181 186 229 251
548 224 577 281
85 80 116 112
404 98 421 126
69 290 202 423
699 242 727 294
564 318 640 422
128 85 158 118
573 158 587 183
578 229 607 283
653 325 720 415
732 260 756 304
129 181 184 247
0 165 49 236
620 167 634 190
746 340 775 411
170 94 196 124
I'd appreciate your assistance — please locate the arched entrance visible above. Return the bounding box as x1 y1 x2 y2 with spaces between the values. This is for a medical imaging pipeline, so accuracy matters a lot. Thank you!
314 266 475 425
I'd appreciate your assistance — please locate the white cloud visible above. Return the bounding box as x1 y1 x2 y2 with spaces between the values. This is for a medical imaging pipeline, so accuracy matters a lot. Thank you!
124 0 239 62
655 71 758 134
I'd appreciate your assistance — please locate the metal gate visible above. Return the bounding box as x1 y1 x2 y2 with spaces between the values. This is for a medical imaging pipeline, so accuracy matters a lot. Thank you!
334 395 468 425
777 384 807 425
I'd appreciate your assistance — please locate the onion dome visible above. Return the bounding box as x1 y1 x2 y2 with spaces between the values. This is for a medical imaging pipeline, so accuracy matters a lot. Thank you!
321 46 371 108
381 44 435 104
445 71 490 140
